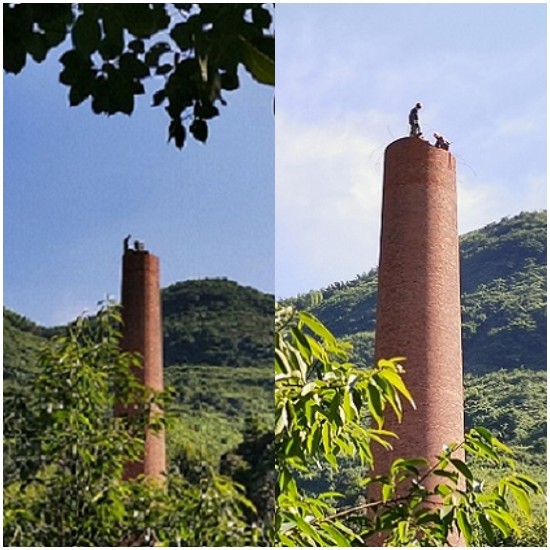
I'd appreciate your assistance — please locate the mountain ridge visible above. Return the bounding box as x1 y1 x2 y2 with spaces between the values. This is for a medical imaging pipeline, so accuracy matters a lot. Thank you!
286 210 547 375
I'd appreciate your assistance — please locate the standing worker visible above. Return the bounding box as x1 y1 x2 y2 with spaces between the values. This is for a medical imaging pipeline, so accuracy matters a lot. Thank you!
409 102 422 137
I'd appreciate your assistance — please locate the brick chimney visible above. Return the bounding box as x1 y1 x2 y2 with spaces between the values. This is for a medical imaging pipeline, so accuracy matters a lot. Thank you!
119 241 166 482
373 137 464 536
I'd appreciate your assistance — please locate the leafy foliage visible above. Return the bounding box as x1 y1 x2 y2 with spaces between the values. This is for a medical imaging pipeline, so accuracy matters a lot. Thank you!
4 3 274 149
4 209 546 545
165 363 273 475
274 305 542 546
3 303 263 546
460 210 546 293
465 369 547 467
221 423 275 533
279 211 547 546
4 278 274 374
461 262 546 373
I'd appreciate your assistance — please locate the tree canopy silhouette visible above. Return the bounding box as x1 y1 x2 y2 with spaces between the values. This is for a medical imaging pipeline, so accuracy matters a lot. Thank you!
4 3 274 148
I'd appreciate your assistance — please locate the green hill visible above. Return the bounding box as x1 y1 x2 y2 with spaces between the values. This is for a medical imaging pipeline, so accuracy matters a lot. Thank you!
4 278 274 374
162 278 273 367
288 210 547 375
3 308 48 382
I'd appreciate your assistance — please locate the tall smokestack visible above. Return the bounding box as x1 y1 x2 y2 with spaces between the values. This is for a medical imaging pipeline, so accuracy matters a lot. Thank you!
374 136 464 488
120 240 166 482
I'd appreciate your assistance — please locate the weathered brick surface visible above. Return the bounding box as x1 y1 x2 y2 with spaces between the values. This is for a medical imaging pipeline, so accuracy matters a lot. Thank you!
120 250 166 482
373 136 464 490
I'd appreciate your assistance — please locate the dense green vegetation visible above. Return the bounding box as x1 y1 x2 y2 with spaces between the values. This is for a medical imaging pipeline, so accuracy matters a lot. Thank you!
162 278 273 367
4 279 273 494
465 369 547 466
165 364 272 467
3 211 546 545
275 306 542 546
5 277 274 375
3 309 44 377
4 305 265 546
281 210 547 545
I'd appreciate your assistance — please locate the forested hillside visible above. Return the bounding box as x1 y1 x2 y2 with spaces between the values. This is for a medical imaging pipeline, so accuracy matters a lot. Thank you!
3 309 46 379
162 278 273 367
4 278 274 374
288 210 547 375
4 279 275 527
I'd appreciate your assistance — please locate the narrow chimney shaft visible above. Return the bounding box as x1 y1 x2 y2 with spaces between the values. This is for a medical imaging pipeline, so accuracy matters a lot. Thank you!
374 136 464 487
120 245 166 482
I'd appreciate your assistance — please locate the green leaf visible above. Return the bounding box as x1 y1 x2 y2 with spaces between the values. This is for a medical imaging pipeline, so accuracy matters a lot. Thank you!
391 457 428 476
485 509 512 538
144 41 171 67
436 484 453 497
382 482 393 502
379 369 415 408
307 423 322 455
294 516 324 545
221 71 239 91
98 10 124 60
433 469 459 483
301 381 317 397
152 89 166 107
275 404 288 436
170 21 194 51
190 118 208 143
513 473 541 493
478 512 495 545
367 383 383 427
321 421 331 455
119 53 149 79
3 39 27 74
342 388 358 420
251 6 273 29
439 504 453 519
299 312 336 344
508 483 532 519
465 437 499 462
239 35 274 86
474 426 493 443
456 509 472 545
397 520 409 541
128 38 145 53
450 458 474 481
168 118 185 149
291 325 312 361
320 522 351 547
69 83 91 107
24 32 49 63
71 14 101 56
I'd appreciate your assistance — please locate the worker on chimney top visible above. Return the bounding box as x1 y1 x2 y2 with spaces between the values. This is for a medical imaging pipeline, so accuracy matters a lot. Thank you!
433 132 450 150
409 102 422 137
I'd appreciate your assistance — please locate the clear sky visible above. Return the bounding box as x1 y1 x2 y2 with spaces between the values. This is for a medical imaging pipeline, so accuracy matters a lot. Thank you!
275 2 547 299
4 39 274 326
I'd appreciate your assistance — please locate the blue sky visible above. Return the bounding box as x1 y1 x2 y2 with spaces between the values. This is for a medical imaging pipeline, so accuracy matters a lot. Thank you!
275 2 547 299
4 41 274 326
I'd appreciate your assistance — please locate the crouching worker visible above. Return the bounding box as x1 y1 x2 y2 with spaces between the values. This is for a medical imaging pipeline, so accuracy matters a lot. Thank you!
433 132 450 150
